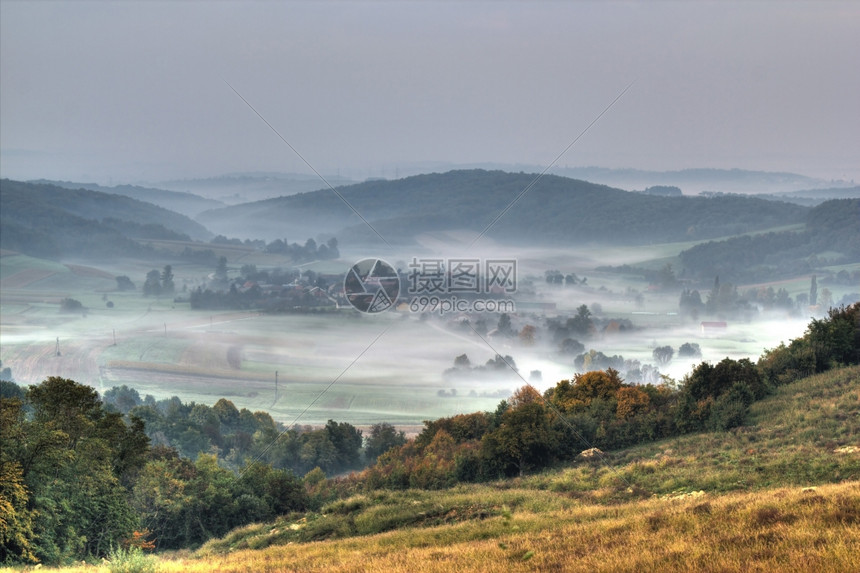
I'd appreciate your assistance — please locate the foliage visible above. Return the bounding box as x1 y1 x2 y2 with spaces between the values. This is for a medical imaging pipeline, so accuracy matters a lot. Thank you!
59 297 84 313
263 236 340 262
364 422 407 462
365 307 860 489
143 270 162 296
678 342 702 358
125 393 364 477
160 265 175 295
678 199 860 283
652 345 674 366
164 365 860 571
759 303 860 386
676 358 764 432
107 544 159 573
3 308 858 566
131 449 307 550
116 275 136 291
0 447 37 564
0 378 149 565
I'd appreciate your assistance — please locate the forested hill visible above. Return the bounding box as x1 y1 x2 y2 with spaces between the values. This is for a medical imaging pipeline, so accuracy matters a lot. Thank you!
678 198 860 283
0 179 212 259
196 169 808 244
29 179 225 217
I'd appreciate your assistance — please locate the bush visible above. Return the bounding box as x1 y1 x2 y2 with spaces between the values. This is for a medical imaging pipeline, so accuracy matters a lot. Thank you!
59 297 84 313
678 342 702 358
707 396 748 431
107 546 159 573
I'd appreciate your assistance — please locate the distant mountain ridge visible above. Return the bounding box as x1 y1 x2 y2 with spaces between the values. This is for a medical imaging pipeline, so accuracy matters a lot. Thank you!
546 166 833 194
0 179 212 259
702 186 860 207
29 179 225 217
154 173 359 205
350 163 841 194
196 169 808 245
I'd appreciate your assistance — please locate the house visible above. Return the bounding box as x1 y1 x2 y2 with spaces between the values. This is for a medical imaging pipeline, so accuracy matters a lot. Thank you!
700 321 727 334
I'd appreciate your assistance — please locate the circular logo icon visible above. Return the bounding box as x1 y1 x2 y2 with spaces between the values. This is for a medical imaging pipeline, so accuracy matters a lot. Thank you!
344 258 400 313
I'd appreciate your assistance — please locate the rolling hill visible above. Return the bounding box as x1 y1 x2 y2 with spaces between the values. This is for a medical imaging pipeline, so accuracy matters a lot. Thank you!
0 179 213 259
155 172 359 205
196 169 808 245
29 179 225 217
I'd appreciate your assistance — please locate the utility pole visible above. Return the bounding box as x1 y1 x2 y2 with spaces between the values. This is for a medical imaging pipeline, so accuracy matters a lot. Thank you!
55 337 61 356
275 370 279 403
112 329 117 346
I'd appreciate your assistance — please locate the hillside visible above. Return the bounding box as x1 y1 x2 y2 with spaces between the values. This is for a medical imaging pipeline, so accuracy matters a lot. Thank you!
155 172 359 205
30 180 225 217
196 169 807 244
778 185 860 200
134 366 860 572
702 186 860 207
363 164 834 194
0 179 212 259
677 198 860 283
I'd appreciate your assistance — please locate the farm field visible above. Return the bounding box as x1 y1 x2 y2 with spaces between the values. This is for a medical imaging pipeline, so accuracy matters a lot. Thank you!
0 239 824 426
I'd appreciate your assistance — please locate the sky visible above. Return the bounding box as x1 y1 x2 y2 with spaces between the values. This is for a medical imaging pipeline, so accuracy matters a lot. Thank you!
1 1 858 185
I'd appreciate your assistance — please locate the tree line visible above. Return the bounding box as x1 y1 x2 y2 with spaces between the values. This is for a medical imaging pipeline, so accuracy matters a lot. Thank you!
362 304 860 488
0 378 406 565
678 199 860 284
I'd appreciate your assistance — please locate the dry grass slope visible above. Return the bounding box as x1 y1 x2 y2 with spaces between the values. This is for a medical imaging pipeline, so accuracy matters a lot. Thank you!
20 482 858 572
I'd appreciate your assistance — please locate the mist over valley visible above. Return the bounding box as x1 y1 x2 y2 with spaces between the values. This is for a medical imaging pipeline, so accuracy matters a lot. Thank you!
2 2 858 569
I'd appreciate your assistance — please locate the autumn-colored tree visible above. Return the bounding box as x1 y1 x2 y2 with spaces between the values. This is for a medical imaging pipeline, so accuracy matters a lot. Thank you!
410 430 456 489
615 386 651 420
508 385 542 409
550 369 623 412
519 324 536 346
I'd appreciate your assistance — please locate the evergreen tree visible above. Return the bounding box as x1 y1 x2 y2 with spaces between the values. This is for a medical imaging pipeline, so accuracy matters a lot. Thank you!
160 265 175 295
215 256 228 282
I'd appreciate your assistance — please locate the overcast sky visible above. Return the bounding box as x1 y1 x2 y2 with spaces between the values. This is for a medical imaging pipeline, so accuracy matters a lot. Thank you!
1 1 858 184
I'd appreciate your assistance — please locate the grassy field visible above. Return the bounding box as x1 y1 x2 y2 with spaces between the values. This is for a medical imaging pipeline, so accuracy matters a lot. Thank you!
17 481 859 573
0 238 841 426
14 365 859 572
163 482 860 572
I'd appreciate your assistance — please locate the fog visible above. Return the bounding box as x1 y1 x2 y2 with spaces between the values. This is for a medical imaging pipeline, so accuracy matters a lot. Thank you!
0 237 816 427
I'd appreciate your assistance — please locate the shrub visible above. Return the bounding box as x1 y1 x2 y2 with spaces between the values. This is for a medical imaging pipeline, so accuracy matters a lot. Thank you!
707 396 747 431
59 297 84 312
107 545 159 573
